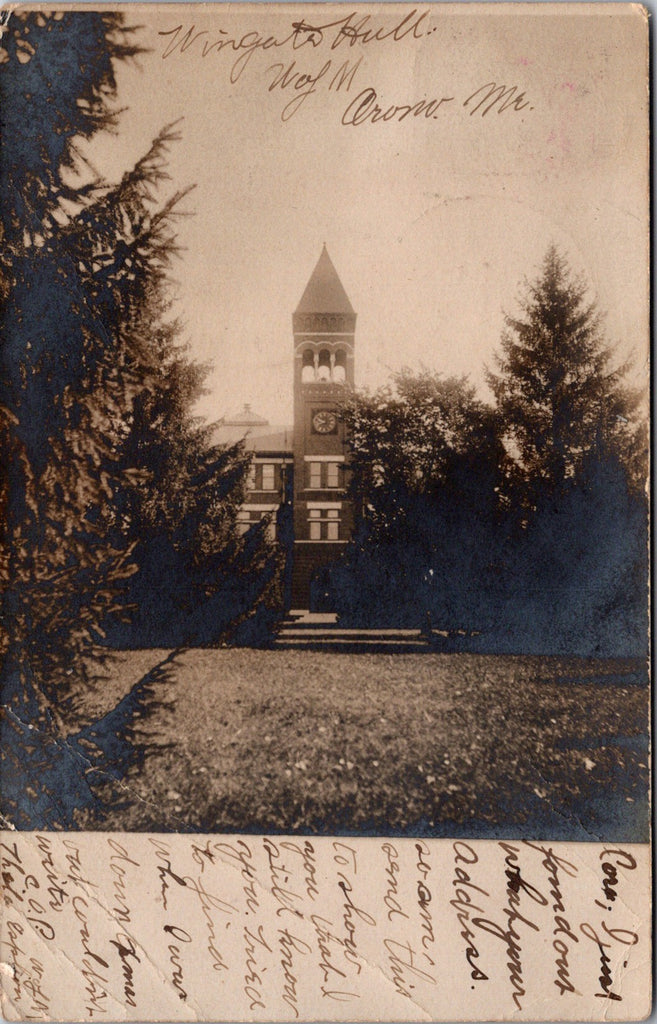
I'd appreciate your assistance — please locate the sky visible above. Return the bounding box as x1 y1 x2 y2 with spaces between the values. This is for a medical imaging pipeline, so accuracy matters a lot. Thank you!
84 3 649 425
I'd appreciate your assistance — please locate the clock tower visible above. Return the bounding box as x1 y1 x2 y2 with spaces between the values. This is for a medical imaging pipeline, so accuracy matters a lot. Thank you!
291 246 356 609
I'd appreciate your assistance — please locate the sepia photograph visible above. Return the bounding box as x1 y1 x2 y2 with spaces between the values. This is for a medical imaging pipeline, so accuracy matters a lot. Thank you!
0 2 649 844
0 4 652 1020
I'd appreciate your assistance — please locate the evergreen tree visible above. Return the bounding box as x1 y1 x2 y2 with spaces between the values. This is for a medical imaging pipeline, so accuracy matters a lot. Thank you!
0 12 282 826
0 10 159 826
1 11 141 249
109 319 283 647
1 11 149 706
487 245 645 506
486 247 648 654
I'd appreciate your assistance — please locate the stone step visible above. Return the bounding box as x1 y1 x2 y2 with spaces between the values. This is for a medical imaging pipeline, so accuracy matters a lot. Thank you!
272 638 430 653
274 630 421 638
275 613 472 652
277 627 424 639
287 610 336 624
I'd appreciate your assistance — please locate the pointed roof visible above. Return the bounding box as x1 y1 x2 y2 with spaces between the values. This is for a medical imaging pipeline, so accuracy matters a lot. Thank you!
295 245 355 315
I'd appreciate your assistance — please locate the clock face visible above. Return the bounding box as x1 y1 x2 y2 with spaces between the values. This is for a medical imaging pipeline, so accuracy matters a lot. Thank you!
312 410 338 434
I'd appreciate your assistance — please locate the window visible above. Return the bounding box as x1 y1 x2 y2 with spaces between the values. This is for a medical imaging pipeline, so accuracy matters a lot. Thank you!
237 510 251 536
261 464 275 491
309 508 321 540
238 508 278 540
307 507 341 540
246 464 256 490
309 462 322 488
327 462 340 488
327 510 339 540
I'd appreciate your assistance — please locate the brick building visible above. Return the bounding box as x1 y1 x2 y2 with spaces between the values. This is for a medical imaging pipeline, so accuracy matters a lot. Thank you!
214 247 356 609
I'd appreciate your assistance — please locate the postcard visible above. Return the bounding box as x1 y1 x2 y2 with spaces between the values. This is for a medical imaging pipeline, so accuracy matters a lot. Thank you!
0 2 651 1021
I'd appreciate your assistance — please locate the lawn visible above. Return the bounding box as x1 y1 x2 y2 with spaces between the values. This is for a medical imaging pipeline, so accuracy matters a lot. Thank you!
73 648 649 841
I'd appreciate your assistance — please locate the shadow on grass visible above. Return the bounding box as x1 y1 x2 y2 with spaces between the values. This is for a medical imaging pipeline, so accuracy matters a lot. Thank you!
0 650 181 829
2 648 649 843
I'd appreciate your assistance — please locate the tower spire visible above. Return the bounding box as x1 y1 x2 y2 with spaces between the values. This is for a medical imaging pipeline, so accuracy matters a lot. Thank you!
295 246 354 315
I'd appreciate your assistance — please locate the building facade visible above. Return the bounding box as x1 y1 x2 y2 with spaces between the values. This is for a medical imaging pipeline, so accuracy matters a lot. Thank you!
215 247 355 610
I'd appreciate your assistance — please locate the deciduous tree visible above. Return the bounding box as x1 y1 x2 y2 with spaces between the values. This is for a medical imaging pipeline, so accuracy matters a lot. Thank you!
333 370 507 630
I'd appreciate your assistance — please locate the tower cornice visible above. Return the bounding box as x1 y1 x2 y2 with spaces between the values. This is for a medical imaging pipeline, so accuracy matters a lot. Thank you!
293 311 357 334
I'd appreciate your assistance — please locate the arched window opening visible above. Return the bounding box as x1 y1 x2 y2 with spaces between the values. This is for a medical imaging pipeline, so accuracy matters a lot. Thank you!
333 349 347 383
301 349 315 382
317 349 331 381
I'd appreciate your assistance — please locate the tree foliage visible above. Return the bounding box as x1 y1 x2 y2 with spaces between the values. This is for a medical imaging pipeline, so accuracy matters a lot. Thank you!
331 250 647 656
1 11 155 705
483 246 648 654
332 371 507 630
108 322 284 647
0 12 282 826
487 245 645 503
1 11 141 248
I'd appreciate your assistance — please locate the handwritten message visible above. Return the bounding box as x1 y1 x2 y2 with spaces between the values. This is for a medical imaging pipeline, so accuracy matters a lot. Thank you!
0 835 649 1021
158 10 534 124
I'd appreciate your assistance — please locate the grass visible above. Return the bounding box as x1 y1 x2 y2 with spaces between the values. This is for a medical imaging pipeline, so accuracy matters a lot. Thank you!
73 648 649 840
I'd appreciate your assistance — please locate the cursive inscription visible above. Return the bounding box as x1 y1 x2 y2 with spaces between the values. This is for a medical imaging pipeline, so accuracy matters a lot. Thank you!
243 924 272 1011
63 839 98 895
281 840 319 902
580 921 638 1003
463 82 533 117
182 874 234 972
384 938 437 999
290 9 433 51
449 841 490 982
36 834 68 913
158 12 534 125
263 837 305 919
581 847 639 1003
0 835 648 1019
310 912 357 1002
109 933 140 1008
22 953 51 1019
148 837 187 911
472 842 548 1010
334 842 376 976
266 57 362 121
3 916 52 1019
278 926 312 1017
342 87 454 125
415 841 435 957
596 848 638 910
159 9 433 77
215 839 259 914
382 842 408 922
164 924 191 1002
523 841 579 996
4 919 25 1004
107 838 138 926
